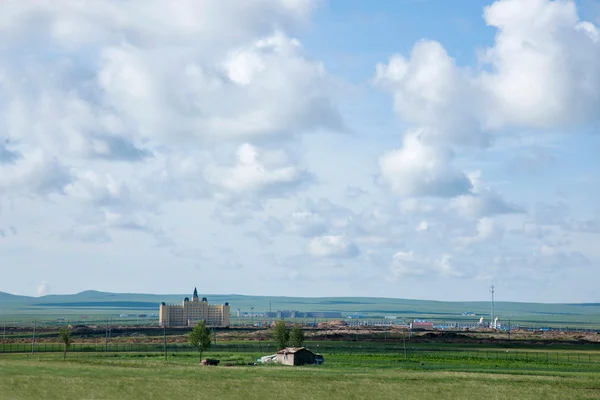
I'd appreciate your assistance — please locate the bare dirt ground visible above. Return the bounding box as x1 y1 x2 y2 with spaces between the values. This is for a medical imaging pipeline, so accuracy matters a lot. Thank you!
3 323 599 346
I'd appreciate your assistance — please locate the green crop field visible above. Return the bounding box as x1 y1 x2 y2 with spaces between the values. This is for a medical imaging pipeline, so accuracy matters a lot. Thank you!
1 350 600 399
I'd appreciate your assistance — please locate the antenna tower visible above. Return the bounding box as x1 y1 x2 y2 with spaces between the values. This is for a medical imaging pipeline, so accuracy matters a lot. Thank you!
490 285 495 329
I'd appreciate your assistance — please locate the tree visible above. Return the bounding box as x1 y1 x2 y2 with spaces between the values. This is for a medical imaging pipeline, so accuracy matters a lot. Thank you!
58 327 72 361
188 321 212 363
289 324 305 348
271 320 290 350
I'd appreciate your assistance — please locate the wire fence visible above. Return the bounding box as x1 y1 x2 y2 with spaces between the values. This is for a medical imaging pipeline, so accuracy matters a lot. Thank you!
2 342 600 365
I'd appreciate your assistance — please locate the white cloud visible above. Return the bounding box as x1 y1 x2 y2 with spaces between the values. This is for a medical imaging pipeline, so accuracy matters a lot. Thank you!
378 132 472 197
36 281 49 297
389 251 463 279
307 235 359 258
376 0 600 144
456 217 504 246
65 171 134 208
205 144 311 196
374 40 487 147
374 0 600 215
0 0 598 302
480 0 600 129
0 0 341 160
416 221 429 232
449 189 523 219
286 211 329 237
0 151 72 197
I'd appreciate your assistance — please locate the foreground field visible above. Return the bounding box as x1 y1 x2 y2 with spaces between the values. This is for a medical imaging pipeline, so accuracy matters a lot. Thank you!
1 353 600 400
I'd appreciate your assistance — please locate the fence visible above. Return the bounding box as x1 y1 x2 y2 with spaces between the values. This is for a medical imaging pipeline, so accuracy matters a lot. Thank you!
2 342 599 365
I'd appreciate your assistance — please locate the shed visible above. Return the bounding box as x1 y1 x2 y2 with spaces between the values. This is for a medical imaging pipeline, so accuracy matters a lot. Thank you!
275 347 322 366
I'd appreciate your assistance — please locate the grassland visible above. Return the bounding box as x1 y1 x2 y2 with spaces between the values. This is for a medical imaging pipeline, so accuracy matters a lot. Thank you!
2 289 600 330
1 351 600 400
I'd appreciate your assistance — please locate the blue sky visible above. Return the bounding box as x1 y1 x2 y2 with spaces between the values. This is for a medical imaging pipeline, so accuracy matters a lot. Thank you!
0 0 599 302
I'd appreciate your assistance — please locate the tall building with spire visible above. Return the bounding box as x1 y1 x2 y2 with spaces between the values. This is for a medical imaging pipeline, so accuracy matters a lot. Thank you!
159 288 230 327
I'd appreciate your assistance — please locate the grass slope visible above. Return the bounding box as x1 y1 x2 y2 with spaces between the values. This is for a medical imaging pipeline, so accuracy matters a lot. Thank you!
1 353 599 400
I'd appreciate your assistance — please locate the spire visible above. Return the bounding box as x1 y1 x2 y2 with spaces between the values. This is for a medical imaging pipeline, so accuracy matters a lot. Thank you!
193 287 198 298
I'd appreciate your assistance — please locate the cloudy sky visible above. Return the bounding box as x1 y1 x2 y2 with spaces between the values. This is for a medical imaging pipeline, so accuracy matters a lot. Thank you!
0 0 599 302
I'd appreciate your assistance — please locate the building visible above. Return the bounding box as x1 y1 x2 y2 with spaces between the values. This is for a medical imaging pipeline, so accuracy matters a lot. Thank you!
275 347 324 366
410 321 434 331
264 310 342 319
159 288 230 327
307 311 342 318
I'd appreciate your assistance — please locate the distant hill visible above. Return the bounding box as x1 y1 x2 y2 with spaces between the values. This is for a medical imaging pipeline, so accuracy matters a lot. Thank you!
1 290 600 326
0 291 32 301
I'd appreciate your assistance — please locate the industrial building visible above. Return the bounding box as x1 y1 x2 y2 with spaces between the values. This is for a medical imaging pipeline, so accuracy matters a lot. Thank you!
264 310 342 319
159 288 230 327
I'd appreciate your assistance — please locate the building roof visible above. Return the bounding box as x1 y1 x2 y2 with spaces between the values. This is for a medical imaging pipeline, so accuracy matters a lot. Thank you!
193 287 198 298
276 347 313 355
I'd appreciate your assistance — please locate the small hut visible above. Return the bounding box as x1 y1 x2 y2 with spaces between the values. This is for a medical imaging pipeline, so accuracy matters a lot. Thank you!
275 347 323 366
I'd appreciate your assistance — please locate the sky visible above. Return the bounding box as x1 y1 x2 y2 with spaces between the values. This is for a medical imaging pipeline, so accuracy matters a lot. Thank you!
0 0 599 303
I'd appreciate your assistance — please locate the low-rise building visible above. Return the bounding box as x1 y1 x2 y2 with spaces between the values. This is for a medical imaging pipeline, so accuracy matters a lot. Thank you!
159 288 230 327
275 347 324 366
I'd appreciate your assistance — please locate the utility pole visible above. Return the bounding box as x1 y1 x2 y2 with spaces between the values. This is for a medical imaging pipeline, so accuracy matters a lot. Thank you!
163 323 167 362
31 319 36 354
403 328 407 361
105 318 109 352
490 285 495 329
250 307 254 326
269 301 272 325
508 316 511 340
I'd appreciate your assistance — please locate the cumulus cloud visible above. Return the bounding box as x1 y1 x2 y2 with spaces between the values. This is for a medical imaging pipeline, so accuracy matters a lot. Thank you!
307 235 359 258
455 217 504 246
448 187 524 219
376 0 600 143
0 151 72 197
0 2 341 160
375 0 599 207
388 251 463 279
378 132 472 198
480 0 600 129
65 171 136 208
205 144 312 196
0 0 346 257
374 40 486 147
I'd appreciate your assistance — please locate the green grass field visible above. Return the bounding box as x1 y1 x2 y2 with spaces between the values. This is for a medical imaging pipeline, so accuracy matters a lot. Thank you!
1 350 600 399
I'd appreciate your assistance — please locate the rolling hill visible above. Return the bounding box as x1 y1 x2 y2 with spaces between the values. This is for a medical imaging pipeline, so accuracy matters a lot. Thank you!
1 290 600 327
